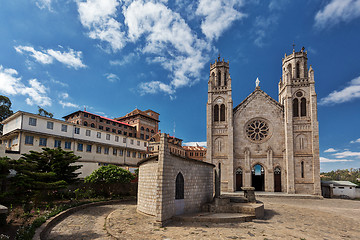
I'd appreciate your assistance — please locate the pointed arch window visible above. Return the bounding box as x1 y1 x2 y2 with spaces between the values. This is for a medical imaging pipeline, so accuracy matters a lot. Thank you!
212 72 215 85
296 62 300 78
293 98 299 117
214 104 219 122
300 98 306 116
224 72 227 86
217 71 221 86
220 104 226 121
175 172 184 199
287 64 292 79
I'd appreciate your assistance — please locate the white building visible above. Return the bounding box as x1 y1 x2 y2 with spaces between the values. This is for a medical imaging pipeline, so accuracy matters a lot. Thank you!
0 111 149 178
322 180 359 199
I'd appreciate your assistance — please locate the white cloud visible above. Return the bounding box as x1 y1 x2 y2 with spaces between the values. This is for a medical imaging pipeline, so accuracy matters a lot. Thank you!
59 92 69 99
333 150 360 159
314 0 360 29
36 0 53 11
104 73 120 82
319 76 360 105
51 79 69 87
0 65 51 106
183 141 207 147
268 0 289 11
350 138 360 144
324 148 337 153
196 0 246 41
77 0 126 52
109 52 138 66
15 45 86 69
59 100 79 108
320 157 354 163
253 15 278 47
138 81 175 95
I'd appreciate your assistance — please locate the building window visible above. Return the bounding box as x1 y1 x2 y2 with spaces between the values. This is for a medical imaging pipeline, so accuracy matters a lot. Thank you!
39 137 47 146
132 152 136 158
84 121 88 126
84 113 88 117
137 141 140 146
96 146 101 153
113 148 117 155
151 129 154 133
77 143 83 151
130 139 134 144
99 119 103 122
106 120 110 124
220 104 226 121
86 129 91 136
138 153 141 158
91 115 95 119
143 154 146 158
99 125 103 130
129 133 132 137
140 134 144 139
74 127 80 134
85 144 91 152
91 123 95 128
214 105 219 122
29 117 37 126
296 62 300 78
141 126 144 131
124 125 127 129
146 128 149 132
118 130 122 134
301 98 306 116
293 98 299 117
112 129 116 133
175 172 184 199
119 149 124 156
47 121 54 129
106 134 110 140
112 122 116 126
127 151 131 157
301 161 305 178
65 141 71 149
106 127 110 132
144 142 147 147
146 135 149 139
217 70 221 86
104 147 109 154
61 124 68 132
23 135 32 145
115 136 119 142
97 132 101 138
124 131 127 136
54 140 61 148
123 138 126 143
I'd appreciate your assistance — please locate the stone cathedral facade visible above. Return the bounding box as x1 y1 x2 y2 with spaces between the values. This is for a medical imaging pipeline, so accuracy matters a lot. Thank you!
207 47 321 195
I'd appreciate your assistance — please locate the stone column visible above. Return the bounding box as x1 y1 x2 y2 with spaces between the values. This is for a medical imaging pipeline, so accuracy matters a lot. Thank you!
266 147 274 192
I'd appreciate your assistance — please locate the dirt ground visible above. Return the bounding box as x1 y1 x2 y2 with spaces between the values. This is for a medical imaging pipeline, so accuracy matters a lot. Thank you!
106 197 360 240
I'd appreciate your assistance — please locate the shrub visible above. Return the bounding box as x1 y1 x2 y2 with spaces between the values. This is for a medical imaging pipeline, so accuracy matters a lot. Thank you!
84 165 134 184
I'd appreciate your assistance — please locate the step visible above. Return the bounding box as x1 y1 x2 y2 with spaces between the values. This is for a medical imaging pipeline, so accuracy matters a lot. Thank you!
173 212 256 223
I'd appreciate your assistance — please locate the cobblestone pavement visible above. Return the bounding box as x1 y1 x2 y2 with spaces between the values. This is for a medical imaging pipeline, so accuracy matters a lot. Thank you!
47 203 127 240
48 198 360 240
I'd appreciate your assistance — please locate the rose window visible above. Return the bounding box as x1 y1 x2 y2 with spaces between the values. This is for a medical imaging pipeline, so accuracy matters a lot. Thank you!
246 119 269 141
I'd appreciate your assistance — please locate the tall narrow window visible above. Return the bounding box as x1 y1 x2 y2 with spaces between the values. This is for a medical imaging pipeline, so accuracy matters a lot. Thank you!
301 161 304 178
217 71 221 86
293 98 299 117
220 104 226 121
296 62 300 78
214 104 219 122
175 172 184 199
224 72 227 86
212 72 215 84
301 98 306 116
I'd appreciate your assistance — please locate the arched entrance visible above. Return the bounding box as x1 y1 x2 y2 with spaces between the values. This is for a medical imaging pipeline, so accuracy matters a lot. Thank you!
235 168 243 191
175 172 184 215
252 164 265 191
274 167 281 192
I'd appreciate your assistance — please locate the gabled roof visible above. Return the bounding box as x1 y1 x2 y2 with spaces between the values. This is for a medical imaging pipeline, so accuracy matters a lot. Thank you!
233 87 283 114
322 180 358 187
115 108 160 122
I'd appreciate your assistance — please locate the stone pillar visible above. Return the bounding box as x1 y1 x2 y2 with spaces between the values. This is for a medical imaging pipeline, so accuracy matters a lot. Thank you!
267 147 274 192
244 148 251 187
284 95 295 194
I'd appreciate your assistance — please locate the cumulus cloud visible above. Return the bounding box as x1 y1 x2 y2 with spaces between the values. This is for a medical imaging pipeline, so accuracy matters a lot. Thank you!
333 150 360 159
0 65 51 106
196 0 246 41
324 148 337 153
314 0 360 29
183 141 207 147
59 100 79 108
77 0 126 52
104 73 120 82
350 138 360 144
319 76 360 105
14 45 86 69
320 157 354 163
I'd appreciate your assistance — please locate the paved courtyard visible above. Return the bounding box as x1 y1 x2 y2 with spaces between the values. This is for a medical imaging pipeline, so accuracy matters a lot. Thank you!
48 197 360 240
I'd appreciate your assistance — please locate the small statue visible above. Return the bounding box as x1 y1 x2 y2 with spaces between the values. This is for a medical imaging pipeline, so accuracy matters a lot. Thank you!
256 77 260 88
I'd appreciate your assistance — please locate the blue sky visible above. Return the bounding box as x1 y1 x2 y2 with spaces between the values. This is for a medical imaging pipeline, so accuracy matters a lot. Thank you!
0 0 360 172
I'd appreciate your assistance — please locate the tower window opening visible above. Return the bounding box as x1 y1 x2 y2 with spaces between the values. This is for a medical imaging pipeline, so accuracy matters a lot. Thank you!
214 104 219 122
217 71 221 86
296 62 300 78
301 98 306 116
220 104 226 121
224 72 227 86
301 161 305 178
293 98 299 117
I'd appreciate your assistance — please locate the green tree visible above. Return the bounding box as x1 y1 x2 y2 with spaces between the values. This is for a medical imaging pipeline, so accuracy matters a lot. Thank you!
85 165 134 184
0 157 10 192
0 95 14 133
37 106 53 118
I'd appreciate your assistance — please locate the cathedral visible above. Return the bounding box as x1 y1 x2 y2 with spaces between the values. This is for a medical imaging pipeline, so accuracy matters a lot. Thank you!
206 47 321 195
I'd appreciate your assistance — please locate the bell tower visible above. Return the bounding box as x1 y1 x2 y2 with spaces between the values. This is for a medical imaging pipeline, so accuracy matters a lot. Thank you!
206 56 234 192
278 47 321 195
